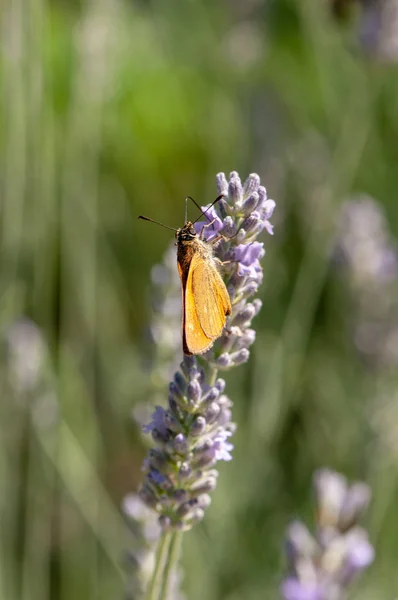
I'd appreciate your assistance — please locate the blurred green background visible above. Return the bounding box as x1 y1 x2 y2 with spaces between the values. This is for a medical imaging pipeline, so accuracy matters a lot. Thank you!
2 0 398 598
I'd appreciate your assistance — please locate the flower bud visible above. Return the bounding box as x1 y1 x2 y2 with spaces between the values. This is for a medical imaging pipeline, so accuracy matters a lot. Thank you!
228 172 243 207
215 353 232 368
190 416 207 437
187 379 201 403
230 349 250 366
243 173 260 197
216 172 228 195
241 192 260 215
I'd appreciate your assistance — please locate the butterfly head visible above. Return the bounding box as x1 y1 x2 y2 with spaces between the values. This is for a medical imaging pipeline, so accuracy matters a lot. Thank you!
176 222 197 244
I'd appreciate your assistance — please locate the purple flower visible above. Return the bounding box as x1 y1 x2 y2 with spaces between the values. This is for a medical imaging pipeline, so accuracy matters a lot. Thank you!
282 578 324 600
232 241 265 266
137 356 236 530
194 205 224 241
134 172 275 531
142 406 168 436
189 172 275 370
282 469 374 600
335 195 398 367
210 430 234 462
341 528 375 581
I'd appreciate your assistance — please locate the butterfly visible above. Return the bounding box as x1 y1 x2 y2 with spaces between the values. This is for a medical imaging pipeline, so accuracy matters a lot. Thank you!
139 195 231 355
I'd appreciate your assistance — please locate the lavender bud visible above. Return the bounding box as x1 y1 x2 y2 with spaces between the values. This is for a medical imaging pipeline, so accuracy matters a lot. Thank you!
233 303 256 327
192 444 217 468
339 483 372 531
216 172 228 195
190 416 207 437
197 367 206 386
257 185 267 203
173 371 187 395
221 216 237 238
187 379 201 403
196 493 212 510
241 192 260 216
228 172 243 207
201 386 220 404
181 355 198 376
214 353 232 368
252 298 262 315
243 173 260 197
215 378 226 393
204 402 221 424
230 349 250 366
190 476 218 495
241 211 261 235
169 381 183 401
234 329 256 350
171 391 195 412
176 500 197 518
314 468 347 529
285 521 317 564
184 509 205 528
173 433 189 454
179 462 192 478
168 397 183 421
339 528 375 583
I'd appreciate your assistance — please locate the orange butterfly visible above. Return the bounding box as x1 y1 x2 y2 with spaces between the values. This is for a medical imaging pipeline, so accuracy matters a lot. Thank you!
139 195 231 355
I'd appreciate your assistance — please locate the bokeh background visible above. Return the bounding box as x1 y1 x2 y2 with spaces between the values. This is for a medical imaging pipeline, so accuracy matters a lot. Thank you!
2 0 398 599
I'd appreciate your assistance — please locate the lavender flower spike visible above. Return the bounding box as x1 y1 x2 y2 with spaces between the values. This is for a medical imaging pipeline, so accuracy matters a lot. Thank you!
139 357 234 531
136 172 275 532
282 469 374 600
195 171 276 370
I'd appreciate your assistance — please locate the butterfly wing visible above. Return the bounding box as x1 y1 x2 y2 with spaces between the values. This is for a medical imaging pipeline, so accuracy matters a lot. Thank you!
178 259 212 355
183 253 231 354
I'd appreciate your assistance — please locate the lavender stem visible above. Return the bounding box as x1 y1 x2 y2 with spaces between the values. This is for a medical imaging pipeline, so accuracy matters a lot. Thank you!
145 531 172 600
159 531 183 600
208 366 218 387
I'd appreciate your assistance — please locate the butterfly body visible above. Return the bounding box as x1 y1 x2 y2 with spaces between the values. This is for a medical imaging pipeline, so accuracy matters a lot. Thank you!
176 222 231 356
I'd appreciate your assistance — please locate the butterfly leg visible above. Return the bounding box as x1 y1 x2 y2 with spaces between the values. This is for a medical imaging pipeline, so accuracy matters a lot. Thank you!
214 257 231 266
199 219 217 240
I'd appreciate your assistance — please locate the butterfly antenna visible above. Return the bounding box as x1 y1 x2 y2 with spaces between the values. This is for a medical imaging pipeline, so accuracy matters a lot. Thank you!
187 194 225 225
138 215 177 232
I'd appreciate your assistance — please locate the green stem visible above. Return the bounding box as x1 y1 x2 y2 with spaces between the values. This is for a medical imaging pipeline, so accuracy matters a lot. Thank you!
159 531 183 600
208 366 219 386
145 531 172 600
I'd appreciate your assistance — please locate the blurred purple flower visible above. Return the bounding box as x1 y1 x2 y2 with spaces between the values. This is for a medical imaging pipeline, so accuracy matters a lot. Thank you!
282 578 324 600
335 195 398 368
282 469 374 600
